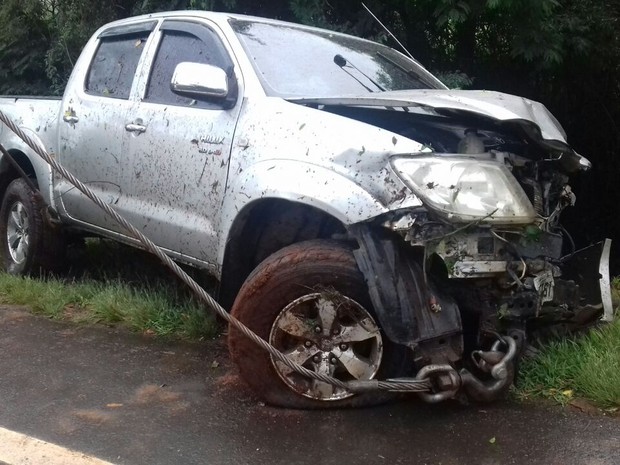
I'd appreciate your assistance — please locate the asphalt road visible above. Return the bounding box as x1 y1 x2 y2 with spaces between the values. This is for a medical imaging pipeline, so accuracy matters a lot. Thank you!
0 305 618 465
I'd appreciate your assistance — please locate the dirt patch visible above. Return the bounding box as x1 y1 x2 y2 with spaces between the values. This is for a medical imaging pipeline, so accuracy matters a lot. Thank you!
132 384 182 405
213 369 261 407
73 409 114 425
129 384 191 416
62 304 92 322
215 371 243 389
569 398 619 417
0 306 30 323
213 370 257 398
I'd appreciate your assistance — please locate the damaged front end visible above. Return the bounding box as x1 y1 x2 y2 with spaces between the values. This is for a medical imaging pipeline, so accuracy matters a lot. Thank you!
346 107 613 404
351 221 611 403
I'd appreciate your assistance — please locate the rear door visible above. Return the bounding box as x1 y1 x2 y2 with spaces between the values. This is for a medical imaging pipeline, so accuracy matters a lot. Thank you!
116 19 242 265
55 22 155 232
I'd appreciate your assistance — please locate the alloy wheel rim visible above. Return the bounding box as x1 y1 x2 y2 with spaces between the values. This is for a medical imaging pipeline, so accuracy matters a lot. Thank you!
269 291 383 401
6 201 30 264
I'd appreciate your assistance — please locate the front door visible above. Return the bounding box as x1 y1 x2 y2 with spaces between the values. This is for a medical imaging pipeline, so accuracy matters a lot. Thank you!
117 20 242 265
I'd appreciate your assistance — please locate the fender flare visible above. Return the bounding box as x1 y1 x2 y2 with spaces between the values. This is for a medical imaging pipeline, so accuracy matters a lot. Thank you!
0 129 54 206
217 160 388 267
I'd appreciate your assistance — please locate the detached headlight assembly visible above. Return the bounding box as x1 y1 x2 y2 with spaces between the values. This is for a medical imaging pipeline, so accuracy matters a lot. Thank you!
391 156 536 223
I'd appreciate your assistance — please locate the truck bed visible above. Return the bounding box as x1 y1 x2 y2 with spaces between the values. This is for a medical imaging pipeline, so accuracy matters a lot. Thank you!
0 96 61 151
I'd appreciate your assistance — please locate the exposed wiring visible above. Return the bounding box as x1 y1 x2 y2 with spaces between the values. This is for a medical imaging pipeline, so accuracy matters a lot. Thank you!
422 209 499 244
490 229 527 280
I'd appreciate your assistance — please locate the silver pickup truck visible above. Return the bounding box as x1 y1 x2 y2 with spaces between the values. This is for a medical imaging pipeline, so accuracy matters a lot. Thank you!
0 10 612 408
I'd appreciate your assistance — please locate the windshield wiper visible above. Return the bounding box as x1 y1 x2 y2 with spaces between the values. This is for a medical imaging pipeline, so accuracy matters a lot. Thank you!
334 54 386 92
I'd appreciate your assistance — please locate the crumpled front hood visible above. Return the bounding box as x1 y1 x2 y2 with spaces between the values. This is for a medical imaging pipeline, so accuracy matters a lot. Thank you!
288 89 590 172
288 89 566 137
289 89 565 140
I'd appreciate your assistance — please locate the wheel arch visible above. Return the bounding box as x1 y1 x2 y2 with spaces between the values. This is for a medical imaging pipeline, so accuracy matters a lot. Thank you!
0 149 38 200
218 198 347 309
0 127 55 207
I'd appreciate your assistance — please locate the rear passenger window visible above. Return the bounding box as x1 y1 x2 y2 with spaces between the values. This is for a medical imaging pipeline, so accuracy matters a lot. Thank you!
86 33 149 99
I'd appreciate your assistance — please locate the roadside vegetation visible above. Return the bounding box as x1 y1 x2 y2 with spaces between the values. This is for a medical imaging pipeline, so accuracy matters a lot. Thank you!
517 316 620 410
0 239 218 340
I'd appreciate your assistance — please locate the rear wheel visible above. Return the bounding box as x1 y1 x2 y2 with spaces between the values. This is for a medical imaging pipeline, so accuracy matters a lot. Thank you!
228 239 412 408
0 178 65 275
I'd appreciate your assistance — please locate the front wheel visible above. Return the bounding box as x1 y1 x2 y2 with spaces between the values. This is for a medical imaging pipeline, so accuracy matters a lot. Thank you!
0 178 65 275
228 239 412 408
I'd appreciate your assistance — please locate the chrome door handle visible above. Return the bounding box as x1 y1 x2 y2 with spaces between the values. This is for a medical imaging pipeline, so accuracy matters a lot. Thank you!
63 115 79 124
125 123 147 134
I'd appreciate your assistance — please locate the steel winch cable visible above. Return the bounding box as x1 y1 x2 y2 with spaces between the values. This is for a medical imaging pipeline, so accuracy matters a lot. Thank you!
0 109 432 394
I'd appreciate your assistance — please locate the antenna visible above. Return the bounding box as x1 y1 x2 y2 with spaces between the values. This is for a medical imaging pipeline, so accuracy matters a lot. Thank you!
361 2 415 61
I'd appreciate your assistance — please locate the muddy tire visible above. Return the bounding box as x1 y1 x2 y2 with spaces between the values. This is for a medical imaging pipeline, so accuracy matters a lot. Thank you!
228 239 412 408
0 178 65 275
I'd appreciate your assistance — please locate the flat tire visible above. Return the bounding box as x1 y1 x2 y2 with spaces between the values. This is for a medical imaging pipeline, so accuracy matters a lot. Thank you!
229 239 412 408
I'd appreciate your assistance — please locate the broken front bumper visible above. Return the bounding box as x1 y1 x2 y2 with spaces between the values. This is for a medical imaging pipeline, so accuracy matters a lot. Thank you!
349 223 613 403
351 219 613 355
425 226 613 324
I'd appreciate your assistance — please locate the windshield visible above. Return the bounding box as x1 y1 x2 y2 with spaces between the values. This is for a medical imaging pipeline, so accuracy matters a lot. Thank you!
230 19 443 97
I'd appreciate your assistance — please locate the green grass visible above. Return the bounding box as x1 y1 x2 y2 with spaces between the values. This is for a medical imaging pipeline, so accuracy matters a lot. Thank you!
517 318 620 408
0 239 219 340
517 277 620 410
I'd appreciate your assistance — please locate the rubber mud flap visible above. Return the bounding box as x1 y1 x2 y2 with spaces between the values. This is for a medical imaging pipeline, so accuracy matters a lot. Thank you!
349 224 462 347
560 239 613 322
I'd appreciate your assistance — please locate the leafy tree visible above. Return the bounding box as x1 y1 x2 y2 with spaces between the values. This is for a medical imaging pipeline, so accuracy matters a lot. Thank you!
0 0 51 94
45 1 121 94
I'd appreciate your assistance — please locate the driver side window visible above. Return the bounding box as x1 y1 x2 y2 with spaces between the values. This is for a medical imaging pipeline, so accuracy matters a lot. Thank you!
145 24 231 108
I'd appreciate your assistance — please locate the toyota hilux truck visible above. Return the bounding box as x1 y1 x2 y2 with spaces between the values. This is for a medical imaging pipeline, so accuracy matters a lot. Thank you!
0 10 613 408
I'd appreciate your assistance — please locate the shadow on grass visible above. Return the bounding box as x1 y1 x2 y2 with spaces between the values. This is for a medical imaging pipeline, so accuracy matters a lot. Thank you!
63 238 217 292
0 238 222 340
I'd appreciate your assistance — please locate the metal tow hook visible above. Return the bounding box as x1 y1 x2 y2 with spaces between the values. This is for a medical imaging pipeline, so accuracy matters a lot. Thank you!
414 335 518 404
460 335 518 402
470 335 517 380
415 365 462 403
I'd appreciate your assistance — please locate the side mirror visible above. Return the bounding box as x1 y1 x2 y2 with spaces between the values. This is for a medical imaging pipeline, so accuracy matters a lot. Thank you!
171 62 229 99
